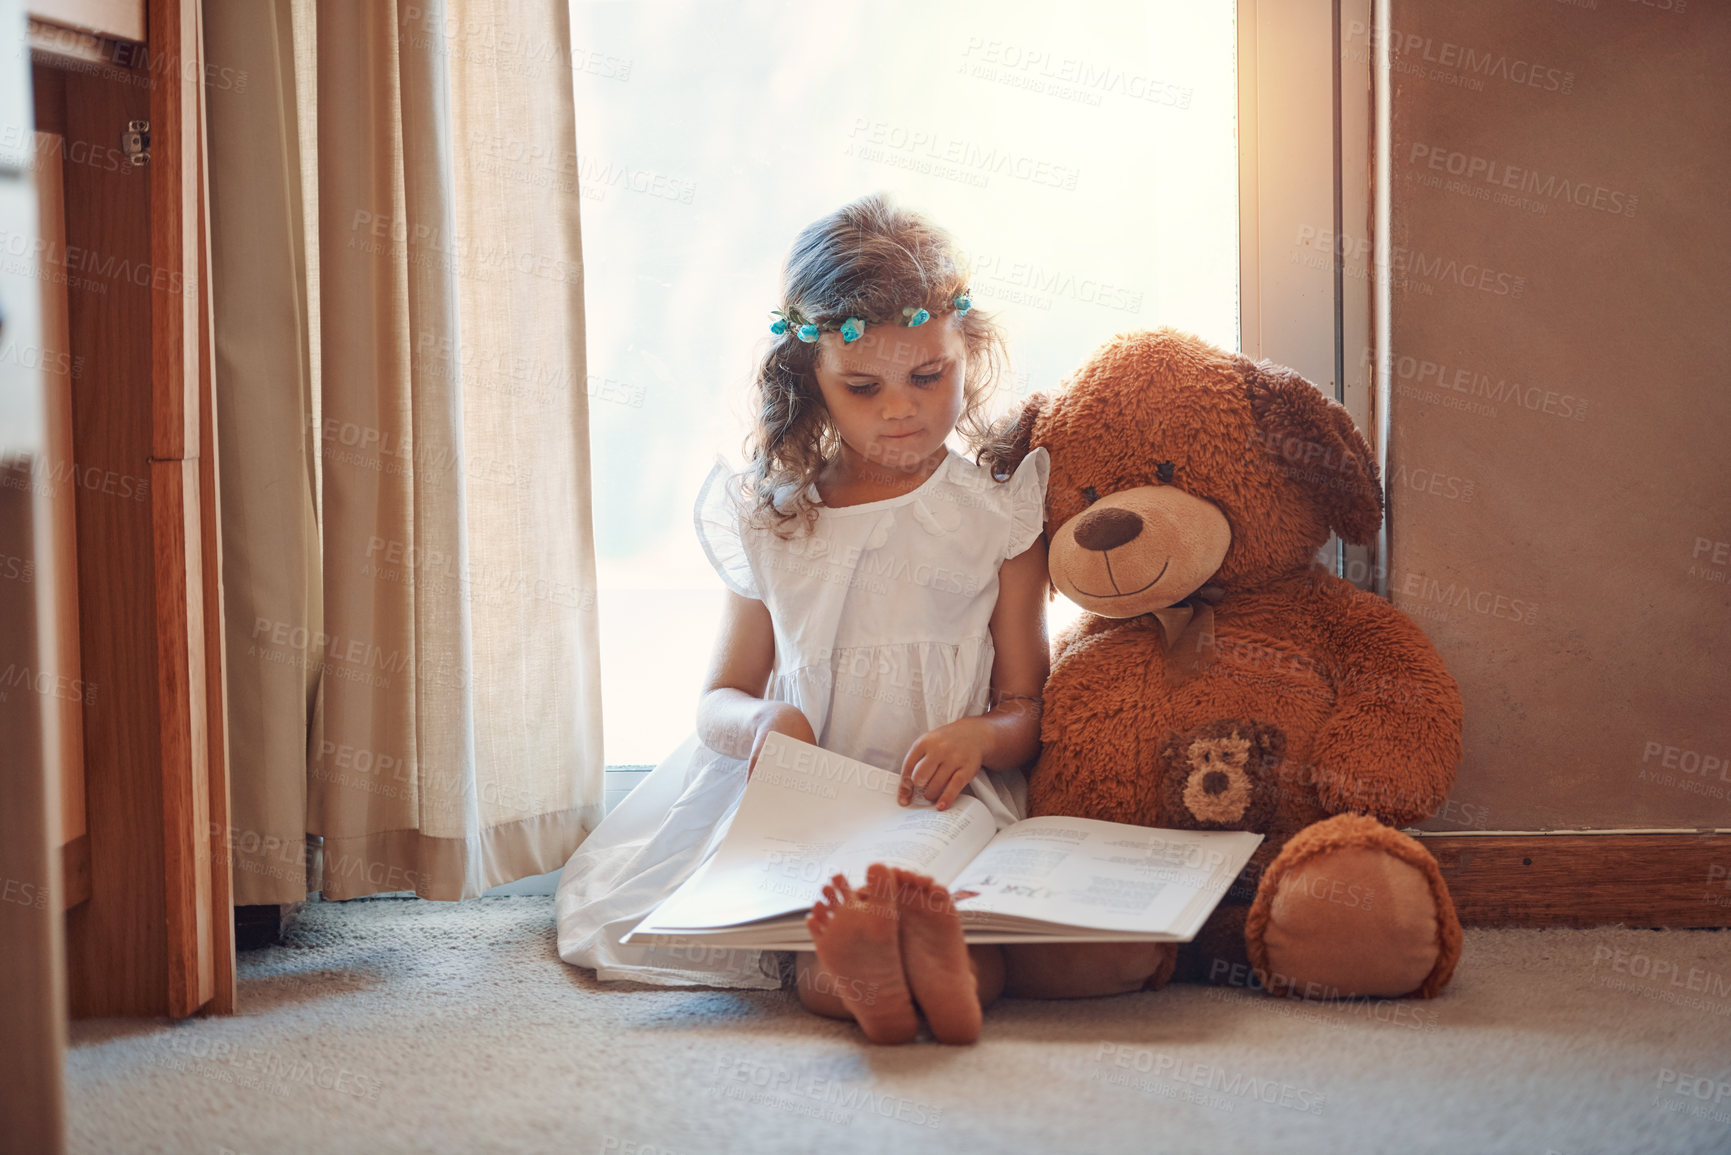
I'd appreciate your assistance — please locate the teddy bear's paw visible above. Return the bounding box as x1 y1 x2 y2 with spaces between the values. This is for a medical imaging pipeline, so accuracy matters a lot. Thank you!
1245 815 1461 1000
1156 719 1283 830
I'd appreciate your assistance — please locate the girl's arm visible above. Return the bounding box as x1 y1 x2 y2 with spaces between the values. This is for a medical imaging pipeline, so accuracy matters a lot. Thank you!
696 590 816 774
900 536 1051 808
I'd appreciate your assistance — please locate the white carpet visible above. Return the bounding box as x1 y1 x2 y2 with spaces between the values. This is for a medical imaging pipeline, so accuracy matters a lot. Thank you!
66 897 1731 1155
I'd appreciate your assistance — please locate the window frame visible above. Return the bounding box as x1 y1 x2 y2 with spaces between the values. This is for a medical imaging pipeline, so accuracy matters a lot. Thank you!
1238 0 1377 591
572 0 1376 780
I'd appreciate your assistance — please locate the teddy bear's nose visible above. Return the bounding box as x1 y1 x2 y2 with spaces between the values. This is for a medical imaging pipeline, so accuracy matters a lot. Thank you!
1072 506 1143 552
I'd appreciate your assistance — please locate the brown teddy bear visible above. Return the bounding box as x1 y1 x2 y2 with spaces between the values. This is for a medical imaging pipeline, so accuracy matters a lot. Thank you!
997 327 1464 1000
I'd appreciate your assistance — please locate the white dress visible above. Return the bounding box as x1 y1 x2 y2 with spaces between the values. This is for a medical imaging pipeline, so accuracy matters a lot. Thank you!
554 441 1051 988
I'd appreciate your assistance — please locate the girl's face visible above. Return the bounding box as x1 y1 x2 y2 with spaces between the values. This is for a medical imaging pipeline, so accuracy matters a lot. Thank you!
811 311 967 478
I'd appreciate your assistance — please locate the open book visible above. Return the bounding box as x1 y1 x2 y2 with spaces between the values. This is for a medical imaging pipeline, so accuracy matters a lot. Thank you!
623 732 1262 950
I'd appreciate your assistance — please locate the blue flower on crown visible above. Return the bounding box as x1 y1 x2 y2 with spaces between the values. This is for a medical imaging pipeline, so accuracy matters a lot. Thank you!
768 291 975 342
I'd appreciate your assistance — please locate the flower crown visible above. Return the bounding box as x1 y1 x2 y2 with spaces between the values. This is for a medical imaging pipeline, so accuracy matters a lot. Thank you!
769 293 973 344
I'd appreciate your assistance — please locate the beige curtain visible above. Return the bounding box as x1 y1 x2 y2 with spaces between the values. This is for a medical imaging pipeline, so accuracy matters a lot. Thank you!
204 0 323 905
206 0 605 903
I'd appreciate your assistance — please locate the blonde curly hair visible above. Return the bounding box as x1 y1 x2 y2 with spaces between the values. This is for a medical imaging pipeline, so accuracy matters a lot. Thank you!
740 192 1027 539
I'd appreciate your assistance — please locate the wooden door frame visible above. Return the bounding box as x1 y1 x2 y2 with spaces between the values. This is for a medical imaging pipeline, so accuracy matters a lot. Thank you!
146 0 234 1020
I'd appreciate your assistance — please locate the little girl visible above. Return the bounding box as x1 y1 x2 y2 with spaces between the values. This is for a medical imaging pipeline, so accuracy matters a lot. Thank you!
554 192 1051 1045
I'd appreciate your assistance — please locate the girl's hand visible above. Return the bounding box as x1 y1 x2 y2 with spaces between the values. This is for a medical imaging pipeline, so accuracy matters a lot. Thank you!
746 703 817 779
898 719 989 811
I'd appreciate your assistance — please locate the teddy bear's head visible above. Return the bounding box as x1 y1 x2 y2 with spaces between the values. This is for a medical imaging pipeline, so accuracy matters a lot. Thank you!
999 327 1383 613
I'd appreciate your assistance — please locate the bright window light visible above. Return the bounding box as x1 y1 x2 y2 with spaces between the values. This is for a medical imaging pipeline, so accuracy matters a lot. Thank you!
570 0 1238 764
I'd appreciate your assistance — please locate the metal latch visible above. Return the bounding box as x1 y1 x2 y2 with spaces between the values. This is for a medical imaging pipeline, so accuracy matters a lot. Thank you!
123 120 149 166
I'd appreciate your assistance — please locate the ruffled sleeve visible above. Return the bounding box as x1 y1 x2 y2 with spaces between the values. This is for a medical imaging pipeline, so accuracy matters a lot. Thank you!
693 456 763 599
1002 444 1050 561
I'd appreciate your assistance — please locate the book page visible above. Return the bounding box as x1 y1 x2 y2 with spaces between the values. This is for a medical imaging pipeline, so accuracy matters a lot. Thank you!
822 801 995 888
627 732 998 936
947 816 1262 937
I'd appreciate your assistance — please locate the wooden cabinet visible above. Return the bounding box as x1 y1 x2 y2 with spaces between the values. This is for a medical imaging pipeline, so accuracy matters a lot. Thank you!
3 2 234 1141
24 0 233 1020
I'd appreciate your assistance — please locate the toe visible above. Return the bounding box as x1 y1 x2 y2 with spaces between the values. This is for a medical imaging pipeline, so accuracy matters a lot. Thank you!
866 863 896 897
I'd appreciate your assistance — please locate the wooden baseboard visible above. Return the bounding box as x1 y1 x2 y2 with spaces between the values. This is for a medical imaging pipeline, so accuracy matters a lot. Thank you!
1419 832 1731 928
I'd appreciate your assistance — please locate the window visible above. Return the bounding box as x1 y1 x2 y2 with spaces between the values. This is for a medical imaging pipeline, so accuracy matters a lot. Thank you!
570 1 1257 765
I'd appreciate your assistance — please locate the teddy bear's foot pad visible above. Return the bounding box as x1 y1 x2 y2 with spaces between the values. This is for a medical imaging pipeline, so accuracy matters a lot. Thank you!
1247 814 1461 999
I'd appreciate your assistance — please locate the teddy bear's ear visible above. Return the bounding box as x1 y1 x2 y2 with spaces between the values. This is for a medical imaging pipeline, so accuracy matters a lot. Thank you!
981 391 1048 481
1244 362 1383 545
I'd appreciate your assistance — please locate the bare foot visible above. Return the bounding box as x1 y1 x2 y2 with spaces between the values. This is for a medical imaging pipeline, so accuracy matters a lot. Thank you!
892 868 983 1045
806 864 919 1044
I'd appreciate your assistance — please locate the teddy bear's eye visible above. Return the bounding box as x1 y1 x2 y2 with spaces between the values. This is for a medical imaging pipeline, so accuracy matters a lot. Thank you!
1082 485 1099 505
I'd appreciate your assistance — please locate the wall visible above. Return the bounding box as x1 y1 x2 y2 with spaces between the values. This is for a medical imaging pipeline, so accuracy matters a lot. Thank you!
1378 0 1730 831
